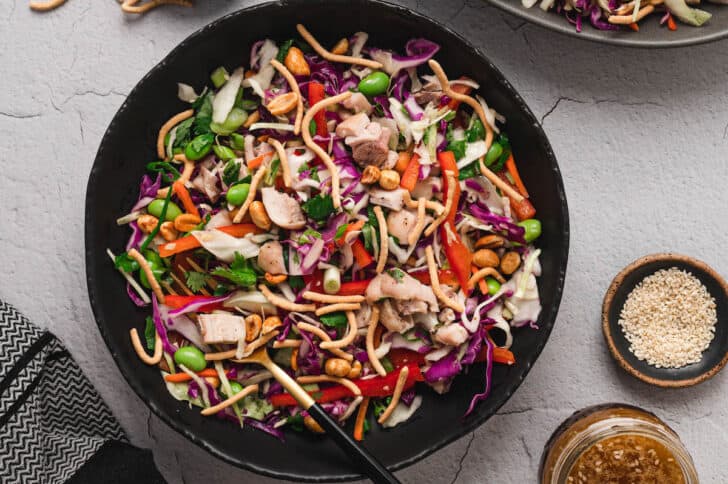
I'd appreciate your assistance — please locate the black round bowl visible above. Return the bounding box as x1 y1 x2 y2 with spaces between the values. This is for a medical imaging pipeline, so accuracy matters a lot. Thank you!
85 1 569 480
603 253 728 388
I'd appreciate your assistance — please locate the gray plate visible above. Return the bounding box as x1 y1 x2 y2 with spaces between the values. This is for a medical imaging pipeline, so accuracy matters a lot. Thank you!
488 0 728 47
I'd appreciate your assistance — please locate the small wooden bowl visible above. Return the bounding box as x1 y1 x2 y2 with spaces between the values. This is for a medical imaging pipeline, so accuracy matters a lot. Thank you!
602 253 728 388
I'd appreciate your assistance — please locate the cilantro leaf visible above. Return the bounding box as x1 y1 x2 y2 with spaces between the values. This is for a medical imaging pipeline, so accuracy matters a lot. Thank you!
387 268 405 282
298 228 322 244
114 253 139 273
302 194 335 222
172 117 194 149
334 224 348 240
466 118 485 142
144 316 155 351
185 271 207 292
276 39 294 63
222 159 241 186
265 157 280 185
288 276 304 290
319 312 348 328
192 91 213 136
211 252 257 287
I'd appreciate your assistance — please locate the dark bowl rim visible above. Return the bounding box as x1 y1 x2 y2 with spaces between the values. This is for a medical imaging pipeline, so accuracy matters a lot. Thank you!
601 252 728 388
84 0 570 480
486 0 728 49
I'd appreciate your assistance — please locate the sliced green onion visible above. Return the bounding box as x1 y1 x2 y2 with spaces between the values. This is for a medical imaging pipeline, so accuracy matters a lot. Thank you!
210 66 229 88
323 267 341 294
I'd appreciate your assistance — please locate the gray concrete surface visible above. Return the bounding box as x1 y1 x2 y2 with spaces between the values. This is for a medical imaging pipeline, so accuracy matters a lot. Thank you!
1 0 727 482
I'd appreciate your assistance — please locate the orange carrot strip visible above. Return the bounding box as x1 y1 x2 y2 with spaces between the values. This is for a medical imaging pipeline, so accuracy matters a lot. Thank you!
400 153 420 191
667 15 677 31
493 347 516 365
247 152 273 170
472 265 488 295
394 151 411 174
504 154 529 198
628 22 639 31
173 181 200 218
336 220 365 247
159 223 262 258
353 397 370 441
164 368 218 382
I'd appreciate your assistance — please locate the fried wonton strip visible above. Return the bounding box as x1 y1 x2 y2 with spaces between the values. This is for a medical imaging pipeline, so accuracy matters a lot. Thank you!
296 24 383 69
270 59 304 135
377 366 409 424
425 246 464 313
130 328 162 365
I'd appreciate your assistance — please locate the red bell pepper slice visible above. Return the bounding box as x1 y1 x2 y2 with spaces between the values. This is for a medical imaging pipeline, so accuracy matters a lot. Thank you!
409 269 460 286
446 79 474 110
436 154 472 293
308 81 328 137
163 295 225 313
337 279 372 296
351 239 374 268
269 364 423 407
388 347 516 369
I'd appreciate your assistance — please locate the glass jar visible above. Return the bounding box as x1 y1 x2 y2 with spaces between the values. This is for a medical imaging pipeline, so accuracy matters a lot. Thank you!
540 403 698 484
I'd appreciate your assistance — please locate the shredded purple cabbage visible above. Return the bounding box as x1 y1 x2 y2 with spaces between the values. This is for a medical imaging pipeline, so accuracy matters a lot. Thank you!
468 202 526 244
424 350 461 382
152 295 177 355
464 334 493 417
126 283 148 307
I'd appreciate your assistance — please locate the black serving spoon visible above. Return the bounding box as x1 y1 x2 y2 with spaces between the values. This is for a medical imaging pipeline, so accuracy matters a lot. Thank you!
237 346 400 484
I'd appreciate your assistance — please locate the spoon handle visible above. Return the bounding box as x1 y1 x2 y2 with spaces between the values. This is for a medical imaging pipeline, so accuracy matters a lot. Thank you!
307 404 400 484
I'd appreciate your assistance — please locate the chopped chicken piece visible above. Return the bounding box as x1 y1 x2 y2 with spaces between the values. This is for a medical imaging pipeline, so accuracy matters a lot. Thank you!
369 187 406 211
335 112 370 138
434 324 468 346
387 208 418 244
394 299 429 316
257 241 287 275
260 187 306 230
351 126 391 167
379 299 414 333
199 313 246 344
342 92 372 114
365 271 439 312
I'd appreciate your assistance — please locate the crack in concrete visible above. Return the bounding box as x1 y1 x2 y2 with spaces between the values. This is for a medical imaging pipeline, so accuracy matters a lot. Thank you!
495 407 533 416
520 435 533 465
502 12 528 32
595 98 665 108
450 431 476 484
448 0 469 22
0 111 42 119
146 411 158 444
541 96 588 124
723 123 728 139
173 451 189 484
61 89 127 106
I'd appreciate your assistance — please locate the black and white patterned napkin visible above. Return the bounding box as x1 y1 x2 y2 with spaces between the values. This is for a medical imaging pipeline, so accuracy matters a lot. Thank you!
0 300 164 484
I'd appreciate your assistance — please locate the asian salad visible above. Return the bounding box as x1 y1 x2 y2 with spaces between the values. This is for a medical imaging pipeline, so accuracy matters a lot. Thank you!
111 24 543 440
523 0 722 31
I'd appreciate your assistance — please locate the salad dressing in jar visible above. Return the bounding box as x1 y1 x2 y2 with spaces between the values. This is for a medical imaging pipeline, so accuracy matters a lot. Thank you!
540 404 698 484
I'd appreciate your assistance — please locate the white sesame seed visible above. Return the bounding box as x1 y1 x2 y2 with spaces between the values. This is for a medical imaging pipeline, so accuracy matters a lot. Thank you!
618 267 717 368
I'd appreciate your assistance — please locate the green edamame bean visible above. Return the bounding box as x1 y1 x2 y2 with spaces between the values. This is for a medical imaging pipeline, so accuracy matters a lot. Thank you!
226 183 250 206
358 71 390 97
223 381 243 396
517 219 542 243
213 145 236 161
211 108 248 135
185 133 215 161
174 346 207 372
484 142 503 166
486 277 501 296
230 132 245 151
147 199 182 221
